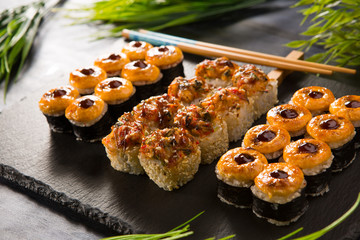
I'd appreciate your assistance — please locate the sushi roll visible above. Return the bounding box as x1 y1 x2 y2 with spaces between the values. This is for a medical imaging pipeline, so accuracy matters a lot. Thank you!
232 64 278 120
121 60 163 100
94 77 136 120
132 94 183 131
121 41 153 61
65 95 113 142
242 124 291 163
306 114 356 172
329 95 360 148
251 162 308 226
102 112 145 175
216 147 268 208
38 86 79 133
145 45 184 87
69 66 107 95
94 52 130 77
283 139 333 197
290 86 335 116
174 104 228 164
195 57 239 88
167 76 211 106
200 87 252 142
266 104 312 140
138 127 201 191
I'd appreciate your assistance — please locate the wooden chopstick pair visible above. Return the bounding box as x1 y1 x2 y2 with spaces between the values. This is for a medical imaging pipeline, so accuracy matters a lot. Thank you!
121 29 356 75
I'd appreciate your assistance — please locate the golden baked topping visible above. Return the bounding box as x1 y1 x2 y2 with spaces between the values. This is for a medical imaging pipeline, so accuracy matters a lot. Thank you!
140 128 199 167
39 86 79 116
232 64 269 95
329 95 360 122
94 52 130 73
267 104 312 132
69 66 107 90
306 114 355 144
242 124 291 154
216 147 268 184
121 41 153 61
254 162 304 198
291 86 335 113
195 57 239 82
121 60 161 83
94 77 134 103
283 138 332 169
65 95 105 123
145 45 183 69
167 76 210 104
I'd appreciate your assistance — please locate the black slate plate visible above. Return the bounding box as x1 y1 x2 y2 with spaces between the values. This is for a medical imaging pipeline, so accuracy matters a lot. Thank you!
1 60 360 239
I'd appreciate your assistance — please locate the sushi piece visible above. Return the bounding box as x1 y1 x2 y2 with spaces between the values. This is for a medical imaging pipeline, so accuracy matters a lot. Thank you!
38 86 79 133
94 52 130 77
283 139 333 197
132 94 183 131
290 86 335 116
195 57 239 88
65 95 113 142
216 147 268 208
94 77 136 120
266 104 312 140
200 87 252 142
306 114 356 172
145 45 184 87
121 41 153 61
232 64 278 120
329 95 360 148
102 112 145 175
69 66 107 95
242 124 291 163
121 60 163 100
167 76 211 106
139 127 201 191
251 162 308 226
174 104 228 164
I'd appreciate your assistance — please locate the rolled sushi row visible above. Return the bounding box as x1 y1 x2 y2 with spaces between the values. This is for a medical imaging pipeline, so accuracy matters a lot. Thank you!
103 57 279 191
216 86 359 226
39 41 185 142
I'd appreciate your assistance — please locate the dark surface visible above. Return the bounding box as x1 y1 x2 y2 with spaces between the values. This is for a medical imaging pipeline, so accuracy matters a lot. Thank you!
1 0 360 240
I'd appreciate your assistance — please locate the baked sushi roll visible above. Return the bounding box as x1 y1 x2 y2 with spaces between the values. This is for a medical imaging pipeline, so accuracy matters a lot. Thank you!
94 77 136 120
145 45 184 86
38 86 79 133
167 76 211 106
69 66 107 95
242 124 291 163
65 95 113 142
216 147 268 208
121 60 163 100
251 162 308 226
195 57 239 88
267 104 312 140
139 127 201 191
200 87 252 142
329 95 360 148
290 86 335 116
121 41 153 61
306 114 356 172
283 139 333 197
174 104 228 164
102 112 145 175
232 64 278 120
94 52 130 77
132 94 183 131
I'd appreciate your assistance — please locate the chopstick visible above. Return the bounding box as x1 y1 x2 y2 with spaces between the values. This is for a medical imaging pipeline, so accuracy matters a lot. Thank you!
121 29 355 75
139 29 356 75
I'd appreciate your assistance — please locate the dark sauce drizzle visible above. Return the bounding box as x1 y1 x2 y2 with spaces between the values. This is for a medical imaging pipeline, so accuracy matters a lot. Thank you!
234 153 255 165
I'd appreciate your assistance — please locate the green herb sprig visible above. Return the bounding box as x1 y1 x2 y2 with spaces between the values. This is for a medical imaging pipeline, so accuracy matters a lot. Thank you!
287 0 360 66
64 0 265 39
0 1 46 100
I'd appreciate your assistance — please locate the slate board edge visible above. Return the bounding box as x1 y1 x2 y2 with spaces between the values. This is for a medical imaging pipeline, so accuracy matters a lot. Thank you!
0 163 134 236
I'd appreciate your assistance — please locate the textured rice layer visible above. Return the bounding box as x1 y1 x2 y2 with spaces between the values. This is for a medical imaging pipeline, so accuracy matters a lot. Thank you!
106 146 144 175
